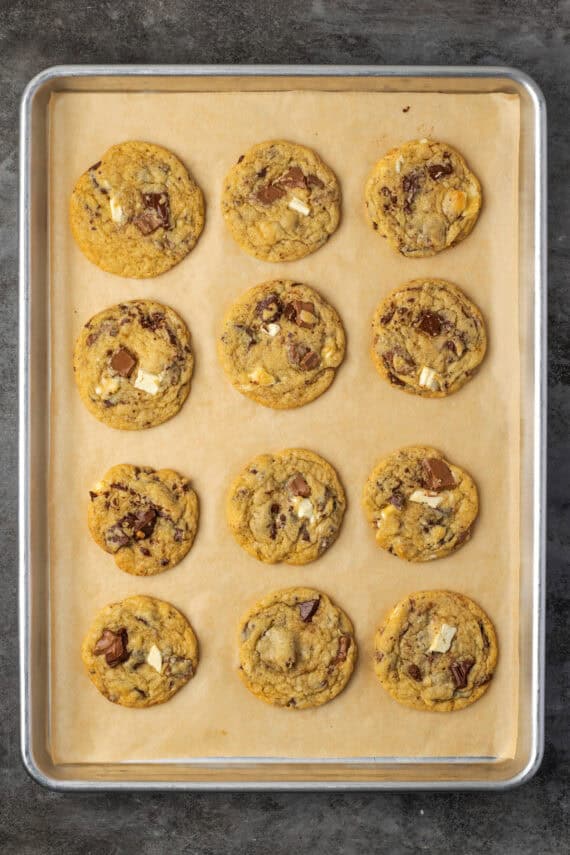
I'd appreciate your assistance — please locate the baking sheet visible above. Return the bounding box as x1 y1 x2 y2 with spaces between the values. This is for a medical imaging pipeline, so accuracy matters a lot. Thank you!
48 89 520 764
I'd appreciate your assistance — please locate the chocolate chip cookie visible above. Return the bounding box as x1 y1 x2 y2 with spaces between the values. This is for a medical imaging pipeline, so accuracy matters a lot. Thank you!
365 139 482 257
362 446 478 561
238 587 357 709
88 464 199 576
371 278 487 397
221 140 341 262
73 299 193 430
227 448 346 565
70 140 205 278
81 595 199 707
217 280 345 409
374 590 498 712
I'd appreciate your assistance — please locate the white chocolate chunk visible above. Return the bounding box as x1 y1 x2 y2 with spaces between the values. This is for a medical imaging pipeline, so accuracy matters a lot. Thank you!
428 624 457 653
146 644 163 673
249 365 275 386
418 366 440 390
395 155 404 173
262 323 281 337
409 489 442 508
94 375 120 397
288 196 311 216
293 497 315 522
133 367 162 395
109 196 127 224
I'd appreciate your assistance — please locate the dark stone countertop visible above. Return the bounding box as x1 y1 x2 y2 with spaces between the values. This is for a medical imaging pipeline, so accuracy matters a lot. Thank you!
0 1 568 852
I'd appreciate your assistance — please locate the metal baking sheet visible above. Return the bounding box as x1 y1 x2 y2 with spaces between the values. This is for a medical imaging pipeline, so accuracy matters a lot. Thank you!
19 65 546 790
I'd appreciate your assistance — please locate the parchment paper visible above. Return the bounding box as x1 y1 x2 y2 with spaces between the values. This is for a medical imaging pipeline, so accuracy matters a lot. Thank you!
49 88 520 764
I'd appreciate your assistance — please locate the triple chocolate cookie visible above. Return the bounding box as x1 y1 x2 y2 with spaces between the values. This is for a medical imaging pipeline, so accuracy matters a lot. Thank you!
221 140 341 262
365 139 482 257
227 448 346 565
88 464 199 576
374 590 498 712
217 280 345 409
70 141 205 278
73 299 193 430
238 587 357 709
362 446 478 562
81 595 199 707
371 279 487 397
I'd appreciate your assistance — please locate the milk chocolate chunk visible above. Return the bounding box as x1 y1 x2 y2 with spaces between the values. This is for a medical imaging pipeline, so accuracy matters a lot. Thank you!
110 347 137 378
450 657 475 689
307 173 325 189
289 474 311 497
421 457 456 491
335 635 351 664
416 311 443 337
298 598 320 622
276 166 306 188
408 663 422 681
285 300 318 328
299 349 320 371
255 183 286 205
94 627 129 668
428 162 453 180
133 508 157 539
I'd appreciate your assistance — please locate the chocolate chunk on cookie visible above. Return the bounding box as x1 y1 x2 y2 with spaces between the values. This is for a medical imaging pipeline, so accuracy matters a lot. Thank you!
88 463 199 576
217 279 345 409
362 446 478 561
227 448 346 565
81 595 199 707
221 140 341 262
238 587 356 709
371 279 487 397
73 299 193 430
374 590 497 712
70 141 204 278
365 139 482 257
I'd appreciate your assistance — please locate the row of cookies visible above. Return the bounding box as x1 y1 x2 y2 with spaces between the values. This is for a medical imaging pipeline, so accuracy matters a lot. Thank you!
87 446 478 576
70 137 482 277
82 588 497 713
73 278 487 431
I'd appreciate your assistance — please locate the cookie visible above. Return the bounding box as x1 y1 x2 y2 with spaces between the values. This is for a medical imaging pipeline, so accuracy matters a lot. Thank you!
81 595 199 707
217 280 345 409
374 590 498 712
238 587 356 709
227 448 346 565
88 464 199 576
371 278 487 397
221 140 341 262
73 299 193 430
365 139 482 257
70 140 205 278
362 446 478 561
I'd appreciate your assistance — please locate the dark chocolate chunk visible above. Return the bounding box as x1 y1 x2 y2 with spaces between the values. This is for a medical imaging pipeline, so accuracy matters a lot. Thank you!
402 169 424 213
306 173 325 189
421 458 456 491
254 183 286 205
133 508 157 540
284 300 317 328
428 162 453 180
298 598 320 622
89 491 98 502
256 293 283 323
86 331 99 346
380 306 395 325
105 525 131 551
334 635 351 664
388 491 405 510
237 154 244 163
275 166 306 188
94 627 129 668
133 191 171 235
288 474 311 497
402 105 410 113
89 161 101 171
299 349 320 371
110 347 137 378
416 311 443 337
408 663 422 681
450 658 475 689
270 503 280 515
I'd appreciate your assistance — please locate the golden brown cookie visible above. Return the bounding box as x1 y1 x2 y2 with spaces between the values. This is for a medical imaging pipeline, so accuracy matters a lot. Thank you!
81 595 199 707
73 299 193 430
365 139 482 257
362 446 478 561
227 448 346 565
217 280 345 409
88 464 199 576
374 590 498 712
238 587 357 709
371 278 487 397
221 140 341 262
70 140 205 278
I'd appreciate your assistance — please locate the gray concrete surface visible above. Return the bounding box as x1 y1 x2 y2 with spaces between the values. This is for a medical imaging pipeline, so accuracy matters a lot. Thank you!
1 1 568 852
